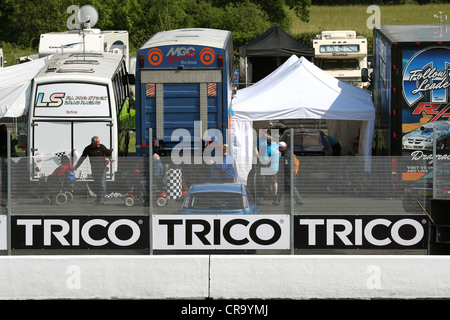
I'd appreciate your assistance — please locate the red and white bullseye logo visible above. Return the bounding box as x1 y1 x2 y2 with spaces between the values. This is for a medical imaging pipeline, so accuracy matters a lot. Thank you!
147 48 163 66
200 48 215 65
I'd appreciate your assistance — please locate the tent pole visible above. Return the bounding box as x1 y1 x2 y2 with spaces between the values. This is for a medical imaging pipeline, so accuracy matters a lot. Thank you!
6 130 11 255
290 127 294 255
245 57 248 88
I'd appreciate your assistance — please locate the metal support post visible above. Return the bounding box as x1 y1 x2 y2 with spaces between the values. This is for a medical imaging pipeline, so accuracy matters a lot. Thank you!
7 130 11 255
149 128 153 255
290 127 294 255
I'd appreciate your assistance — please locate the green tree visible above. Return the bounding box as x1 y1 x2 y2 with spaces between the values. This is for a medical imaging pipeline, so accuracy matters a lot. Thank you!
286 0 311 23
221 2 272 48
131 0 192 48
0 0 72 47
0 0 309 63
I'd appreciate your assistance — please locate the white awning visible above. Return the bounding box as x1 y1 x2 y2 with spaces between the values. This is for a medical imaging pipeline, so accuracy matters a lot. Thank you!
0 56 52 118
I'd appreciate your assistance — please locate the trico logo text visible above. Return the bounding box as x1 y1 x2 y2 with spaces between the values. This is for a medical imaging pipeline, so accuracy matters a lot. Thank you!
12 217 148 249
296 216 427 249
153 215 290 250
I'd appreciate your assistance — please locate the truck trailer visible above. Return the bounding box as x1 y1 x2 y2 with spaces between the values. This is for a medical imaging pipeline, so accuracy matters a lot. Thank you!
29 52 133 180
134 28 234 156
373 24 450 182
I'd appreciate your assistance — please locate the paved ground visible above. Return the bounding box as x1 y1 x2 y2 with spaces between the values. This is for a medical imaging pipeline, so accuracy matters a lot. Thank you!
6 193 411 216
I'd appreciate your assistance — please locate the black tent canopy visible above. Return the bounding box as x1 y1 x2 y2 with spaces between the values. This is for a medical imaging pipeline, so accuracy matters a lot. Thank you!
239 26 314 85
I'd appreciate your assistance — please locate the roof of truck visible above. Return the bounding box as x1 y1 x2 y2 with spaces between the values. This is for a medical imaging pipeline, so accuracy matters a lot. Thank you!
34 52 124 82
139 28 231 50
375 24 450 43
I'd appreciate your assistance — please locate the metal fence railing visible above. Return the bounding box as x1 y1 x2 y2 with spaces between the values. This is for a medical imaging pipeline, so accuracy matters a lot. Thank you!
1 130 447 255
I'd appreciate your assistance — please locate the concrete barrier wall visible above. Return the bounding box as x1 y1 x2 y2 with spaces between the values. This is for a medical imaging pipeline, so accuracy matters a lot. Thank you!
1 255 450 299
210 255 450 299
0 256 210 300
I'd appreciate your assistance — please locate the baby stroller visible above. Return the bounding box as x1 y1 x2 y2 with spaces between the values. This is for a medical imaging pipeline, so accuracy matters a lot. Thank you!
39 155 76 205
123 168 168 207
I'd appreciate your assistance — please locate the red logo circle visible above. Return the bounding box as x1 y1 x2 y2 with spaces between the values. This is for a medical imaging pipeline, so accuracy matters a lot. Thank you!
147 48 163 66
200 48 215 65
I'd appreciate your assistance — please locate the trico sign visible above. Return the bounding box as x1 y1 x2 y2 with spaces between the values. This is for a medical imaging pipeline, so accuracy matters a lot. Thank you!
295 215 428 250
153 215 290 250
11 216 149 250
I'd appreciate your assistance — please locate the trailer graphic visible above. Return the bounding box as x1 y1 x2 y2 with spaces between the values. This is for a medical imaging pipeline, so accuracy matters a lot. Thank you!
373 25 450 188
374 25 450 157
135 28 234 156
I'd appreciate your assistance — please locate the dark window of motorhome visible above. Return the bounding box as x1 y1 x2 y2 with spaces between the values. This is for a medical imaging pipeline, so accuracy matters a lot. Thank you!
320 44 359 53
321 59 360 70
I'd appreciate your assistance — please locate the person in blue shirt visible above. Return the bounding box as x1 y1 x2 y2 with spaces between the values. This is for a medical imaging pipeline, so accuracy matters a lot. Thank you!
255 129 270 163
255 130 282 204
211 145 236 183
265 136 280 199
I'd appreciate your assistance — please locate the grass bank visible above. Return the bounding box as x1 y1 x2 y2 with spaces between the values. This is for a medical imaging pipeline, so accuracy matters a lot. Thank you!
291 4 450 52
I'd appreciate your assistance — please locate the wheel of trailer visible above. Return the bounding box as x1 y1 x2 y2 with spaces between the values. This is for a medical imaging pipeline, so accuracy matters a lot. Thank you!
65 191 73 202
55 192 68 205
156 196 167 207
124 195 135 207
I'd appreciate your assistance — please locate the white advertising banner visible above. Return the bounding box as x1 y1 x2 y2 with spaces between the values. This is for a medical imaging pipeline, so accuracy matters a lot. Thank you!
0 215 6 250
34 83 110 117
153 215 290 250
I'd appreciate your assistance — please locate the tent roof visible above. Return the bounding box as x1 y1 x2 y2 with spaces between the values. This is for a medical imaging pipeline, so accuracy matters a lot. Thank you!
229 55 375 166
239 26 314 58
0 56 51 118
231 55 374 122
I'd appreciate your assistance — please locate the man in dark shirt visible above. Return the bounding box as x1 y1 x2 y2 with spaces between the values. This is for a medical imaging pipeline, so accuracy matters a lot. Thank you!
74 136 113 205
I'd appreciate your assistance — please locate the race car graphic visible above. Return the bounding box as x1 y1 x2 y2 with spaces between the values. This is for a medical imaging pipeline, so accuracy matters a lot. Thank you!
402 120 450 151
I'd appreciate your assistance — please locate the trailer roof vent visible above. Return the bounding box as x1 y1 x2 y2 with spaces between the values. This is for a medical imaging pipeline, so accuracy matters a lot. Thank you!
64 60 99 65
46 61 61 72
69 53 104 58
57 67 94 73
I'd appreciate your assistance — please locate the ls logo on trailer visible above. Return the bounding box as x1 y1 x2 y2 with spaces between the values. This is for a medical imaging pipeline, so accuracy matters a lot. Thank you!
11 216 149 250
153 215 290 250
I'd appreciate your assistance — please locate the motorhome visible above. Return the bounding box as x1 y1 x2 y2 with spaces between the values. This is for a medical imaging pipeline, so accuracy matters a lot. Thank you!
312 30 368 88
38 29 130 72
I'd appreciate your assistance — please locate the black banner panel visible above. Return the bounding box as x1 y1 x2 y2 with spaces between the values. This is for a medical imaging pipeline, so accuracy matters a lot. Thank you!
294 215 429 250
11 216 149 250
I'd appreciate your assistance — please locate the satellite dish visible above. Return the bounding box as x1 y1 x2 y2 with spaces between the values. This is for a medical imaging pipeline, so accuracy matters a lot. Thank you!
77 5 98 29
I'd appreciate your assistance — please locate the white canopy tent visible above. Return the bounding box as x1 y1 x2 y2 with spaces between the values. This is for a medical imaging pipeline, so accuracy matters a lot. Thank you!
229 55 375 184
0 56 52 118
